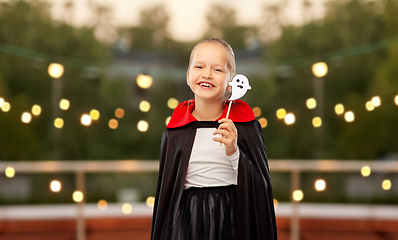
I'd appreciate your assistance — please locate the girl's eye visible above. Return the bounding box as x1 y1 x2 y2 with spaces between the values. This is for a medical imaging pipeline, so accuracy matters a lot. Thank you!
195 66 203 69
215 69 222 72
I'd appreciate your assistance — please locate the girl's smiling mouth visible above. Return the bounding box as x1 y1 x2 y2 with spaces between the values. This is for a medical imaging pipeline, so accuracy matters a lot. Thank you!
199 82 215 88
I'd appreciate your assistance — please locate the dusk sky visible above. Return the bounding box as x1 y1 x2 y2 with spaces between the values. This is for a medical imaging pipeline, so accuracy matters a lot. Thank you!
49 0 325 42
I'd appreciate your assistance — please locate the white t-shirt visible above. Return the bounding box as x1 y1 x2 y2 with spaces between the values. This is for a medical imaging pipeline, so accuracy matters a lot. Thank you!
184 128 240 189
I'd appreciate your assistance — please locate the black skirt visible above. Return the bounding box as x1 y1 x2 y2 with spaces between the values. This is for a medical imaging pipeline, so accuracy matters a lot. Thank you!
171 185 237 240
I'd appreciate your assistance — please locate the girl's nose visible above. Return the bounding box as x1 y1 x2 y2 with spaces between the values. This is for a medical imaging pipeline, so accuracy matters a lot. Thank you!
202 69 212 79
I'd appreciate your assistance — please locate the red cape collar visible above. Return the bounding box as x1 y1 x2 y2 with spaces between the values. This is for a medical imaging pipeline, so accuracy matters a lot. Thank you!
167 99 255 128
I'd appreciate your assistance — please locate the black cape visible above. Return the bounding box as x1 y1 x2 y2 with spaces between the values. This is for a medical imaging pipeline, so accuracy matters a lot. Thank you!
151 100 278 240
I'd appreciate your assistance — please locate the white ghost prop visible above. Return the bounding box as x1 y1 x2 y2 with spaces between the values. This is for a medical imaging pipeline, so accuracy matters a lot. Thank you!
228 74 251 101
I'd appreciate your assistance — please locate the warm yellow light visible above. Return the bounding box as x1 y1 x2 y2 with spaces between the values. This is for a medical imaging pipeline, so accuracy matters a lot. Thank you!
22 112 32 123
48 63 64 78
73 191 84 202
81 114 92 126
59 99 70 110
292 190 304 202
335 104 344 115
2 102 11 112
312 117 322 128
273 199 279 209
5 166 15 178
395 95 398 106
31 105 42 116
136 74 153 89
258 117 268 128
306 98 317 109
315 179 326 191
50 180 61 192
165 116 171 126
167 98 179 109
371 96 381 107
115 108 125 118
312 62 328 78
89 109 100 120
109 119 118 129
139 101 151 112
276 108 286 119
0 97 4 107
98 200 108 210
146 197 155 207
284 113 295 125
382 179 391 190
122 203 133 214
344 111 355 122
361 165 371 177
137 120 149 132
252 107 262 117
54 118 64 129
365 101 375 111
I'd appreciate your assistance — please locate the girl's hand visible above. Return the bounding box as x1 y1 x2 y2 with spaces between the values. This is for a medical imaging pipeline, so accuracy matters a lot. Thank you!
213 118 238 156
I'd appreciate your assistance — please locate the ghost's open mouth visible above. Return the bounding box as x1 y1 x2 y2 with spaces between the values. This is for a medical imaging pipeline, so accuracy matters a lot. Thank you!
237 85 243 89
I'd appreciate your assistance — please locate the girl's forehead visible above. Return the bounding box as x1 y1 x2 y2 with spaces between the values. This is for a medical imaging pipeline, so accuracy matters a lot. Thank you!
191 43 228 63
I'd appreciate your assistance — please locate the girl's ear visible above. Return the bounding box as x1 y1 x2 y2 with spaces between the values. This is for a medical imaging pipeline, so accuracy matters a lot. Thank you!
226 84 232 92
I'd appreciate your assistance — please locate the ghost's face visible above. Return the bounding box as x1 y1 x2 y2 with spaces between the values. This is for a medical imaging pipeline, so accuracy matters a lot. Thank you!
228 74 251 101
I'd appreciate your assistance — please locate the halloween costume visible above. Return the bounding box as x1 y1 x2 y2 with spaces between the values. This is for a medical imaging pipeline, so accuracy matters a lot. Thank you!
151 99 278 240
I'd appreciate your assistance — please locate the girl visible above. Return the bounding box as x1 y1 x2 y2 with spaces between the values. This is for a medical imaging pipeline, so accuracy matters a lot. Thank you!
151 38 277 240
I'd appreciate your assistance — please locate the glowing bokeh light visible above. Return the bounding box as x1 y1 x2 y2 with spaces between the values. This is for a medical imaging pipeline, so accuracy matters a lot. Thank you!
22 112 32 123
334 104 344 115
98 200 108 210
0 97 4 107
48 63 64 78
252 107 262 117
2 102 11 112
32 105 42 116
395 95 398 106
89 109 100 120
167 98 179 109
139 101 151 112
306 98 317 109
292 190 304 202
165 116 171 126
365 101 375 111
284 113 295 125
371 96 381 107
50 180 62 192
361 165 371 177
122 203 133 214
137 120 149 132
59 99 70 110
276 108 286 119
115 108 125 118
109 119 118 129
258 118 268 128
312 62 328 78
273 199 279 209
54 118 64 128
5 166 15 178
146 197 155 207
312 117 322 128
382 179 391 190
73 191 84 202
136 74 153 89
344 111 355 122
315 179 326 191
81 114 92 126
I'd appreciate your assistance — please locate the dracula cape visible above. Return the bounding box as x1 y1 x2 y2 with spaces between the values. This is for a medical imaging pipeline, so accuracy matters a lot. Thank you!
151 99 278 240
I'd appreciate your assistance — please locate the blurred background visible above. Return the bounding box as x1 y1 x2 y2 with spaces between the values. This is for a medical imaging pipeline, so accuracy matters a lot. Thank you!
0 0 398 239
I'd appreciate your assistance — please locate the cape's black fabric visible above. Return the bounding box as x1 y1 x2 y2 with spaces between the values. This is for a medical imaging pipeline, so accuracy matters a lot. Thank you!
150 119 278 240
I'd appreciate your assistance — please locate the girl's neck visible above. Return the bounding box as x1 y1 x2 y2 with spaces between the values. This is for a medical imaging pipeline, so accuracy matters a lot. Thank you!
192 98 224 121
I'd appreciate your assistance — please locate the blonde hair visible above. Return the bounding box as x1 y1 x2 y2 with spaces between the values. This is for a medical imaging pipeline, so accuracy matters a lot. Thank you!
188 38 236 101
188 38 236 78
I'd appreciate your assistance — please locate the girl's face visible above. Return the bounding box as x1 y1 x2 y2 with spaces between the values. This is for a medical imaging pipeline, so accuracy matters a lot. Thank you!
187 42 231 103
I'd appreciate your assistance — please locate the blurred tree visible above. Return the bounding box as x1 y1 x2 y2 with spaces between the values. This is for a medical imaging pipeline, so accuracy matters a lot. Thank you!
260 0 397 159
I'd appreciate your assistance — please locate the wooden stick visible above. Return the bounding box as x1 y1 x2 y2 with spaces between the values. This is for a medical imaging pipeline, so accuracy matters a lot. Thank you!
220 101 233 146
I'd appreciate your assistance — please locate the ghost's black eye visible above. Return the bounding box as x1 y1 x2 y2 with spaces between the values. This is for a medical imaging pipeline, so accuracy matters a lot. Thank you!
237 79 240 83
